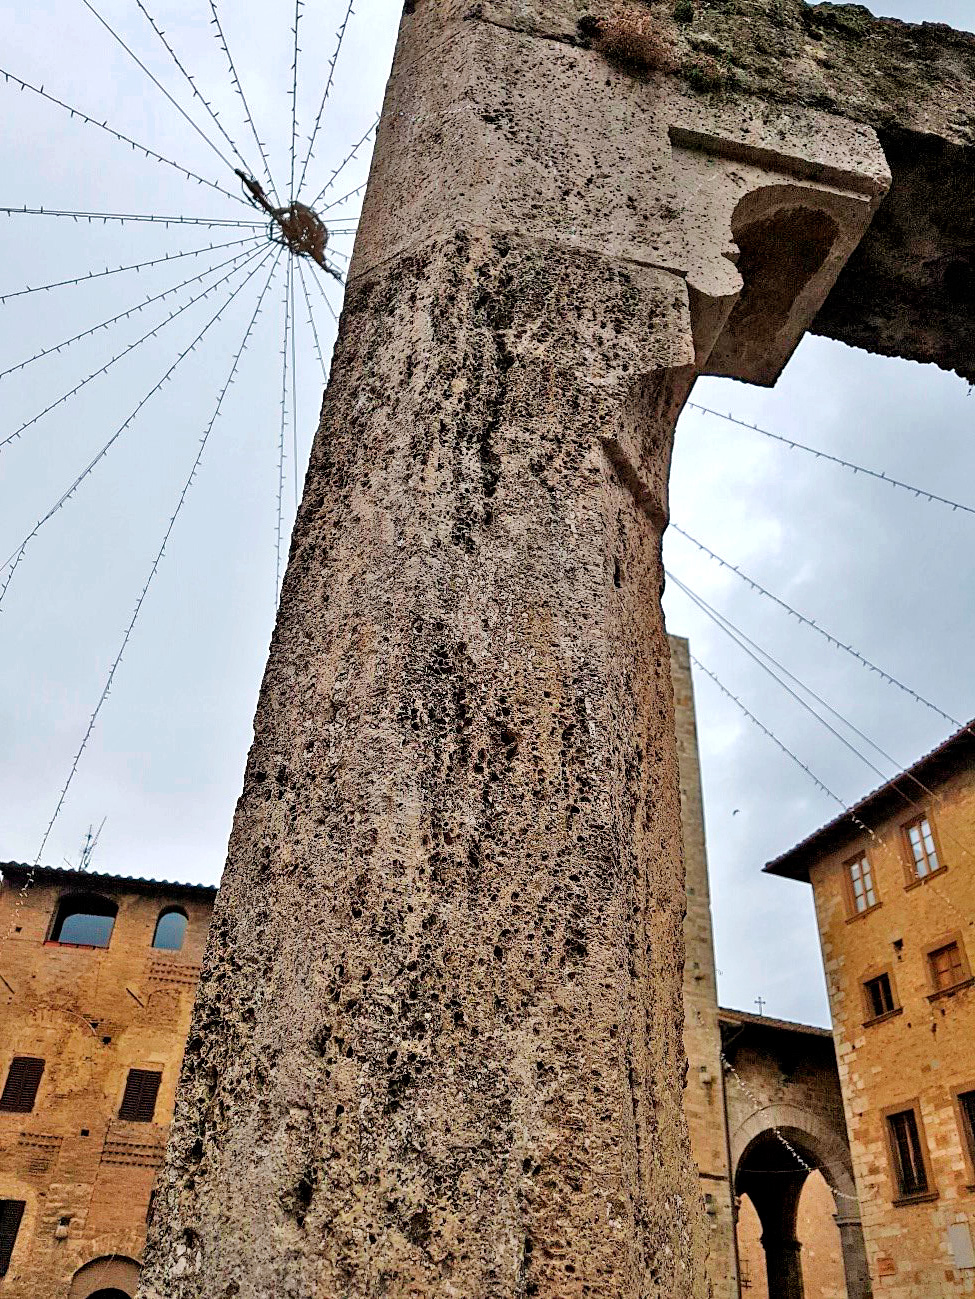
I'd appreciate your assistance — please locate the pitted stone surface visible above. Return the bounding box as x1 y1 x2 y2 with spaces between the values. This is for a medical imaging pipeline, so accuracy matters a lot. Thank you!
139 235 702 1297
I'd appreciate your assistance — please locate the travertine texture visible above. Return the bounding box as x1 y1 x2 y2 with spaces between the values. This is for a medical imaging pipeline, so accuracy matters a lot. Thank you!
0 865 211 1299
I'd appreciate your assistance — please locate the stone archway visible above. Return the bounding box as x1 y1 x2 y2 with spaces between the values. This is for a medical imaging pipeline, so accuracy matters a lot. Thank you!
721 1011 871 1299
68 1255 141 1299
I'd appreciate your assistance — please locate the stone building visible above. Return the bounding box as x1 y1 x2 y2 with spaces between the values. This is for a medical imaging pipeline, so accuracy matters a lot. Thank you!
0 864 213 1298
1 638 857 1298
767 720 975 1295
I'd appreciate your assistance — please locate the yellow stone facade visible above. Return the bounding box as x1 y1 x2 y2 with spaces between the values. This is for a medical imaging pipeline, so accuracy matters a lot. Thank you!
768 723 975 1295
0 865 213 1298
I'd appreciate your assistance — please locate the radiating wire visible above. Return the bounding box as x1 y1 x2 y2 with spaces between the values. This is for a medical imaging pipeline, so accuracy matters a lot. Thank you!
134 0 257 179
672 572 895 789
296 259 330 381
0 256 272 615
0 245 270 453
207 0 279 204
689 653 879 845
80 0 239 178
295 0 355 198
0 206 263 228
0 235 261 304
1 242 262 380
310 116 378 208
0 66 245 206
35 252 283 864
319 181 367 214
308 264 339 323
288 0 303 201
275 258 293 604
669 571 975 867
669 525 964 731
289 255 299 507
687 402 975 517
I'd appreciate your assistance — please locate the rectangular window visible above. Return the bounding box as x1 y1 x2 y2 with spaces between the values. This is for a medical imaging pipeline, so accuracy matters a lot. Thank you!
865 973 895 1019
887 1109 929 1197
0 1058 44 1114
118 1069 162 1123
905 815 940 879
929 941 965 992
848 854 877 913
959 1090 975 1164
0 1200 25 1278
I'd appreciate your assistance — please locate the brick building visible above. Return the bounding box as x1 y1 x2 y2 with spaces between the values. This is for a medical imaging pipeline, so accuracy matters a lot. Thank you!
0 865 214 1298
0 638 858 1298
768 720 975 1295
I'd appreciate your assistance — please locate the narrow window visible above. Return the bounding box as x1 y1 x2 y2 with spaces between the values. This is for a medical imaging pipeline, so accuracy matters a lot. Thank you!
905 815 940 879
0 1057 44 1113
887 1109 929 1197
848 854 877 913
0 1200 25 1278
118 1069 162 1123
864 974 895 1020
929 941 966 992
152 907 188 952
959 1091 975 1164
50 894 117 948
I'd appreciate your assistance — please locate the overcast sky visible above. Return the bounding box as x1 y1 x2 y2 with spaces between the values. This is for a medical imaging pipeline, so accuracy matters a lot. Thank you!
1 0 971 1029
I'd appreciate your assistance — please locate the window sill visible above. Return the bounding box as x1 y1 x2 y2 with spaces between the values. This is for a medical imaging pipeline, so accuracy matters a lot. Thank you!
905 867 949 892
846 903 882 924
892 1190 939 1207
43 940 110 950
927 977 975 1003
863 1007 903 1028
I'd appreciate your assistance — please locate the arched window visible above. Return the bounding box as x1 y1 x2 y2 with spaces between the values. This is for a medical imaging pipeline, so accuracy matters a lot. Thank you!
50 895 117 948
151 907 188 952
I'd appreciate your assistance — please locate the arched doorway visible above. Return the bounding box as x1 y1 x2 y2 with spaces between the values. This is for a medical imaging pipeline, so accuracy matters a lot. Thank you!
68 1255 140 1298
734 1125 868 1299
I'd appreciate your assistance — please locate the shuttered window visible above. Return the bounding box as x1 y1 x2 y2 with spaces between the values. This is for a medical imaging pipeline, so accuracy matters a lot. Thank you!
0 1200 25 1277
118 1069 162 1123
0 1057 44 1113
929 942 965 992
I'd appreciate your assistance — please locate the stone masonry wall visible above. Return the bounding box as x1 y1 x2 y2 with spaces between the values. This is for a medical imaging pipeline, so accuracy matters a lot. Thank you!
0 868 212 1299
810 762 975 1296
671 635 738 1299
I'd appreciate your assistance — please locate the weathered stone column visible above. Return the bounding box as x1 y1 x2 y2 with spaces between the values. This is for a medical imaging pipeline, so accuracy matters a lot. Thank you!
139 229 697 1296
761 1234 805 1299
140 3 892 1296
835 1214 873 1299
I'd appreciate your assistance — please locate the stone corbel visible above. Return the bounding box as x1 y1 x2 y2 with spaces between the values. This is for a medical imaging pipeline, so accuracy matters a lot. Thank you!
667 99 891 384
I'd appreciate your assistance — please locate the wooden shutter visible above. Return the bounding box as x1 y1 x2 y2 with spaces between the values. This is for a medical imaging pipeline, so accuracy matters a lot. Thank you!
119 1069 162 1123
0 1200 25 1277
0 1058 44 1113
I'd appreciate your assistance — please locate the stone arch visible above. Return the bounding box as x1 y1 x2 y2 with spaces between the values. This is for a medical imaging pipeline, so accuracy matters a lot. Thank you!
731 1101 858 1206
68 1255 141 1298
732 1111 866 1299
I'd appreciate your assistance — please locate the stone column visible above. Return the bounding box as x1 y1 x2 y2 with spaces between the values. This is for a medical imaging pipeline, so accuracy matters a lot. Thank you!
761 1234 804 1299
139 227 701 1297
835 1214 873 1299
138 5 890 1297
